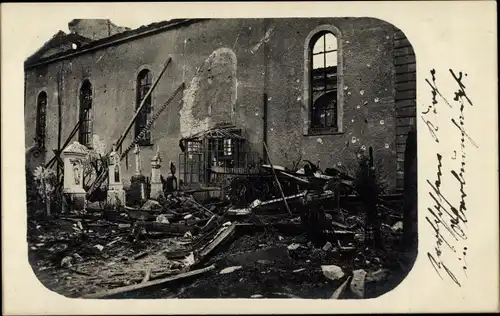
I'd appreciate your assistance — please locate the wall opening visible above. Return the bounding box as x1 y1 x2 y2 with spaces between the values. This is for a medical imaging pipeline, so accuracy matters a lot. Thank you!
78 80 93 148
303 25 344 136
35 91 47 148
135 69 153 146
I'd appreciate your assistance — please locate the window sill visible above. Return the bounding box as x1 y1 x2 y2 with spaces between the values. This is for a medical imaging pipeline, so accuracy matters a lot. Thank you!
305 128 344 136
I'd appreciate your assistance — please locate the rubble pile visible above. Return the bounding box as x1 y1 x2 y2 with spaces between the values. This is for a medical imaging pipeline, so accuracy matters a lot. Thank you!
28 162 413 299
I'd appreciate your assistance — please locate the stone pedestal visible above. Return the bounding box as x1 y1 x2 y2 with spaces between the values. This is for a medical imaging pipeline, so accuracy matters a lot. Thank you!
128 144 146 204
107 146 126 207
61 141 88 210
150 148 163 199
165 161 178 194
130 174 146 206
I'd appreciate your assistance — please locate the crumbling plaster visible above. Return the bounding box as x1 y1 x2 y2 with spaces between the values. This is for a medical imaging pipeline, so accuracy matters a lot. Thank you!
25 18 409 191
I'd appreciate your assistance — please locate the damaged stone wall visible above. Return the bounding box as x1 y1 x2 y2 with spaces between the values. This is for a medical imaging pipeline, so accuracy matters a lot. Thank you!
180 47 237 138
25 19 266 186
68 19 130 41
264 18 401 191
25 18 412 192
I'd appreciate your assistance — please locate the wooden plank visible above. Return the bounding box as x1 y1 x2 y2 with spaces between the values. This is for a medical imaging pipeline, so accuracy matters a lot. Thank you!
143 220 205 233
263 141 292 216
279 171 310 184
198 222 236 260
82 265 215 299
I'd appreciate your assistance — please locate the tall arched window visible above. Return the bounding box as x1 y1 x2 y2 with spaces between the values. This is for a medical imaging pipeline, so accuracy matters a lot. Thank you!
135 69 153 145
35 91 47 148
310 31 339 132
78 80 93 147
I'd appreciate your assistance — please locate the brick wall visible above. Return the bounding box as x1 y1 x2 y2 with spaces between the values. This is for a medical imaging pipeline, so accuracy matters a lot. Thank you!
393 28 417 190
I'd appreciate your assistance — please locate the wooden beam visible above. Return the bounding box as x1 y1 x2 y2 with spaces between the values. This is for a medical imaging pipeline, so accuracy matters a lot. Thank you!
44 109 86 168
197 222 236 260
115 56 172 151
262 141 292 216
279 171 310 184
82 265 215 299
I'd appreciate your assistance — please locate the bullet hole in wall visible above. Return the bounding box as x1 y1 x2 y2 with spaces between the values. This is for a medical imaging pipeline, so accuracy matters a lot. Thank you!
364 119 368 123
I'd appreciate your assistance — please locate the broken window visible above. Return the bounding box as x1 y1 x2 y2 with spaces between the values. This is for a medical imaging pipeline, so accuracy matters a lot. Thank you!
78 80 93 148
135 69 153 145
35 91 47 148
310 32 338 131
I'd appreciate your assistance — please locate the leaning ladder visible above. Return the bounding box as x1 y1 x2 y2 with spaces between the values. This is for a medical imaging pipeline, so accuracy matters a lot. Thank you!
86 83 185 199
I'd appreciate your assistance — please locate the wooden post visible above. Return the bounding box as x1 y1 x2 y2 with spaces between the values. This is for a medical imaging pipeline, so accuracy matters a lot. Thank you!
263 141 292 216
263 93 268 164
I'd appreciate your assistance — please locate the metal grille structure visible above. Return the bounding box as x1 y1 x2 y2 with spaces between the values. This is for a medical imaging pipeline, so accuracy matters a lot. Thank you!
179 125 250 189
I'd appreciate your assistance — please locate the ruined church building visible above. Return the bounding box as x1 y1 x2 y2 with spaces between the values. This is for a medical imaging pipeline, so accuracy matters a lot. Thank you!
24 18 417 192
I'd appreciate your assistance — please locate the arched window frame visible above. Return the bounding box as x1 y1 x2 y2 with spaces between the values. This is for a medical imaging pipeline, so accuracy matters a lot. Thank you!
78 79 94 148
135 67 154 146
302 25 344 136
35 90 48 148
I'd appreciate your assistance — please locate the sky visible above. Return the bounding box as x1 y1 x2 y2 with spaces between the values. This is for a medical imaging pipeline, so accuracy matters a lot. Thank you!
23 16 161 59
4 3 188 60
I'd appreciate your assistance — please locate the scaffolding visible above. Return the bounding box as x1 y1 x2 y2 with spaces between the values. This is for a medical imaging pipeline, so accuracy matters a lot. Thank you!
178 124 250 189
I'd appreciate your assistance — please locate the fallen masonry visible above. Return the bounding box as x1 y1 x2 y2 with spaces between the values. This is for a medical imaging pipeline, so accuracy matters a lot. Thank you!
28 158 415 299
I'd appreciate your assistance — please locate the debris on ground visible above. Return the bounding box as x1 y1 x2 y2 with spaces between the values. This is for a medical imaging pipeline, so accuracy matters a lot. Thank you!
28 159 413 299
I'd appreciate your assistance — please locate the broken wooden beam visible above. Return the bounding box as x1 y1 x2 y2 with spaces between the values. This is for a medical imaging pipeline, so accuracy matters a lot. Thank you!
279 171 310 184
263 142 292 216
197 222 236 261
182 187 222 194
82 264 215 299
142 221 190 234
115 57 171 151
